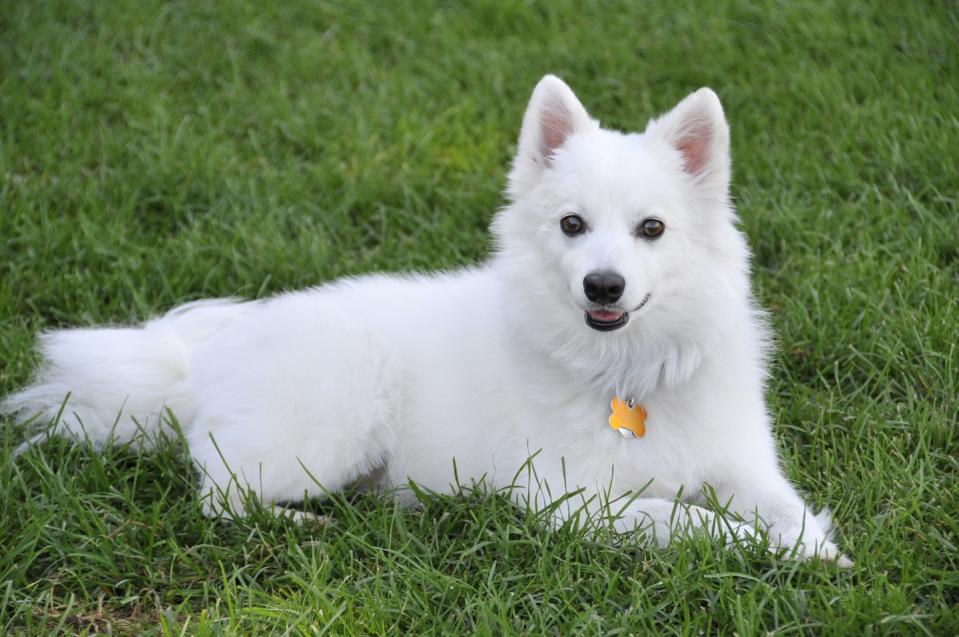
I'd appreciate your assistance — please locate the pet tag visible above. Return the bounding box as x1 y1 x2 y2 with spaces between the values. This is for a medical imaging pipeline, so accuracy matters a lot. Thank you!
609 398 647 438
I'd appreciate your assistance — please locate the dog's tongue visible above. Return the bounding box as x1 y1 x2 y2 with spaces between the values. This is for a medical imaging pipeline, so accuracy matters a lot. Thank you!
588 309 624 322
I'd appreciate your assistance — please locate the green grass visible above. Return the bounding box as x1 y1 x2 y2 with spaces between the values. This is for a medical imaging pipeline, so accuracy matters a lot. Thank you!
2 0 957 633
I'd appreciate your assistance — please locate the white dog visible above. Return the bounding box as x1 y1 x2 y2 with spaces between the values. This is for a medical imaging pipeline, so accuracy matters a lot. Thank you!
3 76 847 563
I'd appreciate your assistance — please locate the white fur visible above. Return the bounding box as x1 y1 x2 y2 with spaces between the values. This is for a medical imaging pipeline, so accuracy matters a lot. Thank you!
3 76 847 564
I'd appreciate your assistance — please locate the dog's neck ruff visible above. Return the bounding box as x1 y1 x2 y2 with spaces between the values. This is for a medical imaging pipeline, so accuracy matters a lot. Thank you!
608 398 646 438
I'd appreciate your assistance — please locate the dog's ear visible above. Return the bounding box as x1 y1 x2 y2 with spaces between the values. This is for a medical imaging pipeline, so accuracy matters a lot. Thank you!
508 75 597 200
645 88 731 201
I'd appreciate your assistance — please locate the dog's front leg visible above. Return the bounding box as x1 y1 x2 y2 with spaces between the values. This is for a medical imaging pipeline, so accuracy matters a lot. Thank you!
613 497 759 547
535 487 754 547
712 467 851 566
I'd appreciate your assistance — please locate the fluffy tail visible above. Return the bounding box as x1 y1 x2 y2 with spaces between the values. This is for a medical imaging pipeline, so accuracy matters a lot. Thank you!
2 299 247 453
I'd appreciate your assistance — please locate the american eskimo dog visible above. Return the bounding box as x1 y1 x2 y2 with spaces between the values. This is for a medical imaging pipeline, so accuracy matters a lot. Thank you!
3 76 847 563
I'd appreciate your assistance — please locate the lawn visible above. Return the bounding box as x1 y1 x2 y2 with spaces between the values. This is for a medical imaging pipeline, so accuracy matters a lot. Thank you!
1 0 957 634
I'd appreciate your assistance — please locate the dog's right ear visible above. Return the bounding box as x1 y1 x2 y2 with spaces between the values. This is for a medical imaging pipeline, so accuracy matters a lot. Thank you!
507 75 597 200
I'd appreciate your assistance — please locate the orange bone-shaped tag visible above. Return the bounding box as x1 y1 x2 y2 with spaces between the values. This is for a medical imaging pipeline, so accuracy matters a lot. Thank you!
609 398 647 438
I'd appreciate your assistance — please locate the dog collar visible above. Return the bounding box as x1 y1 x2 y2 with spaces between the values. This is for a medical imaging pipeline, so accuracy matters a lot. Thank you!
609 398 646 438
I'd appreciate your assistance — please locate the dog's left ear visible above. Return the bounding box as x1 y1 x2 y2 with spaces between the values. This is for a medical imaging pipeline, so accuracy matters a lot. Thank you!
645 88 731 201
508 75 598 200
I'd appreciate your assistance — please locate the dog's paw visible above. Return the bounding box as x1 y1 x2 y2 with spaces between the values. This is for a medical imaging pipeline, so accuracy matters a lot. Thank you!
271 505 333 526
795 538 852 566
835 553 855 568
760 508 851 566
706 515 760 547
773 528 852 567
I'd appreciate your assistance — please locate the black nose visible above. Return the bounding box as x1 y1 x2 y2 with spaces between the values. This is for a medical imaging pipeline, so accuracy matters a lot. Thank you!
583 271 625 304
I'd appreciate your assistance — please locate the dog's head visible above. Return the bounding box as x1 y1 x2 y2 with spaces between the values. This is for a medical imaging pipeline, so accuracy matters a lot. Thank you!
492 76 755 392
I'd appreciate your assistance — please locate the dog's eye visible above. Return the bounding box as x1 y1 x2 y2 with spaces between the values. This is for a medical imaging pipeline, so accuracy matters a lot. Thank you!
560 214 586 236
637 217 665 239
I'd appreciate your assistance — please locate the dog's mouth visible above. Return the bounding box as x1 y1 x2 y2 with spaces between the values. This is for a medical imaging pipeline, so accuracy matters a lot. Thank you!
585 309 629 331
584 294 650 332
